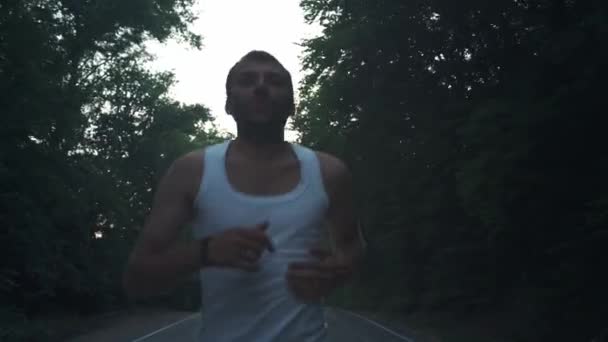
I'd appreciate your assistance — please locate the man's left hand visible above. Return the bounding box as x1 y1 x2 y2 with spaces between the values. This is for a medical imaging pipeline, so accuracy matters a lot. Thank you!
286 248 355 302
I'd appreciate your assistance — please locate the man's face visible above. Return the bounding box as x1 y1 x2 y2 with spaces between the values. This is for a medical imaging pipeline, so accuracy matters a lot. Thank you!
227 60 294 125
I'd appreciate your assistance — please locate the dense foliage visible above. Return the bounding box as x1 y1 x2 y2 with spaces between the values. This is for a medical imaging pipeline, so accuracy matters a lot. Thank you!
3 0 607 341
294 0 608 341
0 0 222 339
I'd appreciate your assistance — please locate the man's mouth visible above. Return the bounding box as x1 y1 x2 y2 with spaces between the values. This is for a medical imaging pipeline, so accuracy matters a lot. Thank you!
252 101 271 111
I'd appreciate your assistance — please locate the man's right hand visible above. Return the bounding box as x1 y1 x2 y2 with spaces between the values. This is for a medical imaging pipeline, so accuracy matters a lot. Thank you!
207 222 275 272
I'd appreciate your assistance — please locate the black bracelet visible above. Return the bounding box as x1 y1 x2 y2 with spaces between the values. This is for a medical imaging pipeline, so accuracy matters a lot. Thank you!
199 236 213 268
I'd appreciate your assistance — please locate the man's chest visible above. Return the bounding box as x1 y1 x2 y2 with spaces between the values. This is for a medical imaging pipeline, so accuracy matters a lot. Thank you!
226 158 301 196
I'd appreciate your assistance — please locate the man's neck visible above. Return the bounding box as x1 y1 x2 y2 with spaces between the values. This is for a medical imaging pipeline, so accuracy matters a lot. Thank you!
231 135 290 162
235 121 285 144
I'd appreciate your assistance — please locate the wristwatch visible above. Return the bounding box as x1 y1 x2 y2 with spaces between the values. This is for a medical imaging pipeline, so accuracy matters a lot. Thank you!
199 236 213 268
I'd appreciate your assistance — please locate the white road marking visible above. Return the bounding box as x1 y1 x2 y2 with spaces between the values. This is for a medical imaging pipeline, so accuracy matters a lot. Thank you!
131 313 198 342
335 308 415 342
131 309 413 341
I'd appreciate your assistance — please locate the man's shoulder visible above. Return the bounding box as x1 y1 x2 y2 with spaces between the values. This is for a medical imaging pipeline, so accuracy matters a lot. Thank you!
172 140 228 167
309 149 351 191
314 150 347 170
173 149 205 170
167 147 207 184
164 148 209 200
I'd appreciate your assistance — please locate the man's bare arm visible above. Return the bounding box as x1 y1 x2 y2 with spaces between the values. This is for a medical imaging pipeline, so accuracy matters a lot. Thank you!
321 152 366 270
285 152 366 302
122 152 203 300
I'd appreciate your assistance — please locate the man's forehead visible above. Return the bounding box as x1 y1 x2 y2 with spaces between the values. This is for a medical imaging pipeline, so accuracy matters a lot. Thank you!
234 59 287 74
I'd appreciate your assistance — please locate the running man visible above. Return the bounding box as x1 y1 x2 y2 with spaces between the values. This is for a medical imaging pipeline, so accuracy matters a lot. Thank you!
123 50 366 341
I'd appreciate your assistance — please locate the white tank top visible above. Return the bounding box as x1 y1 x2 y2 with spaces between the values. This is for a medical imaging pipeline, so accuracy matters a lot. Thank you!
191 140 330 342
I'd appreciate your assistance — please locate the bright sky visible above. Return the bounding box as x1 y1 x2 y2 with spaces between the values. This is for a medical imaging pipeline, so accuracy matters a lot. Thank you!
145 0 322 142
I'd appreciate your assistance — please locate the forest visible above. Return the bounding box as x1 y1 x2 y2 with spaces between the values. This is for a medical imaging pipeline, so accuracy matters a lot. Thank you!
2 0 607 341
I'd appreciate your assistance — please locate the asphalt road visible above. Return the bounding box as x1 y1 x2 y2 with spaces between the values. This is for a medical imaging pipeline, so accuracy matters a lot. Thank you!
126 308 416 342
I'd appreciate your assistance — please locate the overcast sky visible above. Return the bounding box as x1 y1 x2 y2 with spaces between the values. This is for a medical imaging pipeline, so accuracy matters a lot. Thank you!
145 0 322 141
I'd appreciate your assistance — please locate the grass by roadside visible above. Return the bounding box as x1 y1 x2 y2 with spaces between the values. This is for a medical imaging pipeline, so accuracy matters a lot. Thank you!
397 311 514 342
353 309 521 342
1 280 201 341
0 308 125 342
28 309 126 342
1 306 193 342
67 307 196 342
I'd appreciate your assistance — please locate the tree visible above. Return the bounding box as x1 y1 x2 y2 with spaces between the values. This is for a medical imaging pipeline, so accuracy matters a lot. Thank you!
295 0 608 340
1 0 222 339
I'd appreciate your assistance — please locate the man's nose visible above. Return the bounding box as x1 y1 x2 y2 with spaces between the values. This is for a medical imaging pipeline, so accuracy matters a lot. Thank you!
254 79 270 97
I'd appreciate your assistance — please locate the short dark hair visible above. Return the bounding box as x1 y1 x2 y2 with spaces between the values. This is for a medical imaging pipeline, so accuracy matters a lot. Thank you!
225 50 294 102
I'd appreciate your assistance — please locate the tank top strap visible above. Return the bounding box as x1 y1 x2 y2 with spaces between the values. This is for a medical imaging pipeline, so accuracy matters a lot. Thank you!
291 143 329 203
195 140 230 206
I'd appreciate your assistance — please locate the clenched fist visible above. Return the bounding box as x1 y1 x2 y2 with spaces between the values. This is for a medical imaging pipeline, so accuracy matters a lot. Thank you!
286 248 355 302
207 222 275 272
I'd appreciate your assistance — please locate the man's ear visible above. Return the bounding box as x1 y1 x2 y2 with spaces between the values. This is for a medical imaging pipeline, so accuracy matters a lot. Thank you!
287 97 296 118
225 97 233 115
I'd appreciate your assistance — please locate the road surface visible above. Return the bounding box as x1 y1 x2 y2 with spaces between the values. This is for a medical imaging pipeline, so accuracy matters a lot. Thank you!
69 308 418 342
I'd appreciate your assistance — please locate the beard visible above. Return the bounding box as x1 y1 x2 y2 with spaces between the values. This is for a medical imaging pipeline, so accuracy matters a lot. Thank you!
229 95 294 144
231 96 291 125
